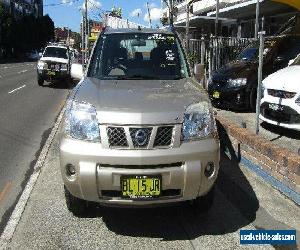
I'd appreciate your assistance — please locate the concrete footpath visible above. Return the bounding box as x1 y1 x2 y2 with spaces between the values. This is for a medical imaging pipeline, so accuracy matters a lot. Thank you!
216 109 300 156
0 131 299 249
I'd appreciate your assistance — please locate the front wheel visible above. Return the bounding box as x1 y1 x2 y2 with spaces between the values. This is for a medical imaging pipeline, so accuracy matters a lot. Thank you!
249 87 257 112
64 186 87 216
192 186 215 213
37 76 44 86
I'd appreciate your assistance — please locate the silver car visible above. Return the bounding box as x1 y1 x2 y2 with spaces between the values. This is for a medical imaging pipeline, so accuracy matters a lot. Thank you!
60 28 220 215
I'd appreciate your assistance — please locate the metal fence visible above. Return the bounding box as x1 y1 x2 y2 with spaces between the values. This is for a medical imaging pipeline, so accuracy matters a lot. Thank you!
185 36 255 77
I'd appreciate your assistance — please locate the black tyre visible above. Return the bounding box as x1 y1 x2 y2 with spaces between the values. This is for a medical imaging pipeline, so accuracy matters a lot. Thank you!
192 186 215 213
64 186 87 216
249 87 257 112
38 76 44 86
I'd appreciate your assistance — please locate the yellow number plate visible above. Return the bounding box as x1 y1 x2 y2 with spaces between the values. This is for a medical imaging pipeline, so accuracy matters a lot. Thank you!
121 176 161 199
213 91 220 99
47 71 56 76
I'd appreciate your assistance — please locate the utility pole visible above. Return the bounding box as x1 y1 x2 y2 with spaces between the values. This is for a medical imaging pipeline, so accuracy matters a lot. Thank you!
215 0 219 36
185 2 190 52
81 12 85 65
255 31 265 135
67 27 70 46
146 2 152 28
255 0 260 39
185 0 196 52
169 0 173 26
84 0 88 65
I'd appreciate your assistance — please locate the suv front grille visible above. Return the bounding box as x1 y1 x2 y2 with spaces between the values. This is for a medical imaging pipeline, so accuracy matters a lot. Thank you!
129 127 152 148
107 127 128 147
154 126 173 147
105 125 175 149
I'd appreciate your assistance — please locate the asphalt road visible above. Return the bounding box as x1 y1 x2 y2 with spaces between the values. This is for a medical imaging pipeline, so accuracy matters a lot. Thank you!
0 62 71 233
3 132 299 249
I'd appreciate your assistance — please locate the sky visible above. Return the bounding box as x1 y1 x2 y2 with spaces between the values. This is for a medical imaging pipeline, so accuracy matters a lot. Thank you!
44 0 164 32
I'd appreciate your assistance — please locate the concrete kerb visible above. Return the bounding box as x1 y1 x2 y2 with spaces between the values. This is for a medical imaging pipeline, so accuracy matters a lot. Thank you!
216 115 300 204
0 105 67 250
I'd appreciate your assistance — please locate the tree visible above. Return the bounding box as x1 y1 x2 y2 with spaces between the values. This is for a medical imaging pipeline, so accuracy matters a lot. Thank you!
1 9 54 58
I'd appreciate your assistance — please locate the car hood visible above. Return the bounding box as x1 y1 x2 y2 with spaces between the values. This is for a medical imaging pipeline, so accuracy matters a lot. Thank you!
40 57 68 64
213 60 255 80
263 65 300 92
73 77 210 125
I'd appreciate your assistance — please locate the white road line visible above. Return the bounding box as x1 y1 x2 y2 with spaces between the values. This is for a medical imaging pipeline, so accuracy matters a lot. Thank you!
0 103 67 250
18 70 28 74
8 85 26 94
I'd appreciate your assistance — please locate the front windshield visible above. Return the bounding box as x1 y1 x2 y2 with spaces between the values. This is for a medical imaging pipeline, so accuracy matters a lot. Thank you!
88 33 189 80
236 40 276 61
237 47 258 61
43 47 68 59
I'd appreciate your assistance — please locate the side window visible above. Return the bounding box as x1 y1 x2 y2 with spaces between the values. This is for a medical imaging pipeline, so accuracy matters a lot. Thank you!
89 35 105 77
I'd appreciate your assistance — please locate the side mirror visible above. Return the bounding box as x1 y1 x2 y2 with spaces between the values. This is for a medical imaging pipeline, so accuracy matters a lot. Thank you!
38 52 43 58
288 59 294 66
71 63 84 80
194 63 205 82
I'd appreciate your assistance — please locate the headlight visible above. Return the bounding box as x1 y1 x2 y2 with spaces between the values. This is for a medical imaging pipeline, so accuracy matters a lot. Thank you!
61 64 68 70
296 95 300 106
65 101 100 142
37 61 47 70
182 102 216 140
227 78 247 88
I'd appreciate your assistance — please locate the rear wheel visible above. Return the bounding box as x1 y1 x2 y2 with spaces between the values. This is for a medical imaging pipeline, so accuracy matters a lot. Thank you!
37 76 44 86
64 186 87 216
192 186 215 213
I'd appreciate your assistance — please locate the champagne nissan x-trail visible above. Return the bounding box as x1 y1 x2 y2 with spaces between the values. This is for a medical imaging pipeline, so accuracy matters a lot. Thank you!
59 27 220 215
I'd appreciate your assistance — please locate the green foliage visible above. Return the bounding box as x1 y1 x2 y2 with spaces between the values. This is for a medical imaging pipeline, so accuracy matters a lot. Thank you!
187 52 198 65
110 6 122 18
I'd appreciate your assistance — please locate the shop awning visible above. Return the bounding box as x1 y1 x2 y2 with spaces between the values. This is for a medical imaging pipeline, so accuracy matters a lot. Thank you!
273 0 300 11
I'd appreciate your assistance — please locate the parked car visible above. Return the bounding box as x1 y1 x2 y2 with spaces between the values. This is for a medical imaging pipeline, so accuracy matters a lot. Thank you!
37 44 71 86
260 55 300 131
60 27 220 215
208 35 300 111
25 50 39 61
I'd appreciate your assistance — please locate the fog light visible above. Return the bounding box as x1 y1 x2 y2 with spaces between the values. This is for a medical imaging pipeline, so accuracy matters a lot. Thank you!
66 164 76 176
204 162 215 178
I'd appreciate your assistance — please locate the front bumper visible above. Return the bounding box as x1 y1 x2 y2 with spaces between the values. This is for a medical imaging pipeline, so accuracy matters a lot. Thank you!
59 137 220 206
38 69 69 80
260 98 300 131
208 85 249 110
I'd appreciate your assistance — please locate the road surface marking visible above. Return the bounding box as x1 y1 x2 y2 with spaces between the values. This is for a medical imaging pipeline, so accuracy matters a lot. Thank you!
8 85 26 94
0 97 68 249
18 70 28 74
0 182 12 204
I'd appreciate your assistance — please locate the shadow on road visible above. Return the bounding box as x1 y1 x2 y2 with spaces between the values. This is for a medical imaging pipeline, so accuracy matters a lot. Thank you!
261 122 300 140
41 79 78 90
76 121 259 241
